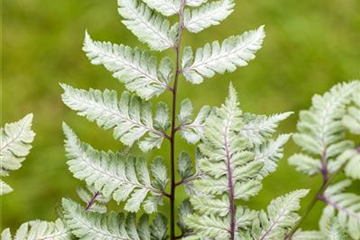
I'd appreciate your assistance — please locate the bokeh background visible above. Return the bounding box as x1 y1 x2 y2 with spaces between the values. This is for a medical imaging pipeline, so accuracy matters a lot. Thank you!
2 0 359 232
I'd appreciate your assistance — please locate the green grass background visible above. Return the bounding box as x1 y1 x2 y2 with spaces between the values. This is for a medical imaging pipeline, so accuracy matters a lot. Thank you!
2 0 359 232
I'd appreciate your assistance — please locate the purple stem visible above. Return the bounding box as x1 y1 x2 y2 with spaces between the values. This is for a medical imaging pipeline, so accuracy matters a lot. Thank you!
169 1 186 239
85 191 100 211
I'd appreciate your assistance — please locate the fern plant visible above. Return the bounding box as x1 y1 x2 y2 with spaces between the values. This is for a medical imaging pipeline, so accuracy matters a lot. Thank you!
56 0 312 239
2 0 359 240
287 81 360 240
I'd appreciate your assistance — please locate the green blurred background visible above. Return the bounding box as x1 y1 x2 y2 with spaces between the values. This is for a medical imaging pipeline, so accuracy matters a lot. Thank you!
2 0 359 232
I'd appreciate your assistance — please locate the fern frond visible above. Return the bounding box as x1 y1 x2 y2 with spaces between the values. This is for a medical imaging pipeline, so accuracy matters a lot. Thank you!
183 0 234 33
249 190 309 240
195 83 263 199
293 81 358 156
142 0 180 16
185 83 266 239
241 112 293 145
0 114 35 195
118 0 176 51
290 81 359 176
181 26 265 84
1 219 71 240
343 84 360 135
83 32 173 100
178 99 211 144
63 124 168 213
61 85 169 152
62 198 168 240
254 134 291 178
320 180 360 240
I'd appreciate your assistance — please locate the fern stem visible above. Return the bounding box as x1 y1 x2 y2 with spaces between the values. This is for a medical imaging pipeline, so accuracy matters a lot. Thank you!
169 1 186 239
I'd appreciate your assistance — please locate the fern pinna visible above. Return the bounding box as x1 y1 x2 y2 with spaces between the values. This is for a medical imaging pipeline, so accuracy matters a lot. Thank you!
2 0 359 239
287 81 360 240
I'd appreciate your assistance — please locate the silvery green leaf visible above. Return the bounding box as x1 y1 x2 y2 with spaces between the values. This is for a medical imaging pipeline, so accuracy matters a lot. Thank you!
179 106 211 144
320 181 360 240
344 149 360 180
178 151 193 180
178 99 193 125
184 0 234 33
151 157 168 190
154 102 170 131
241 112 293 145
288 154 322 176
62 199 156 240
325 218 352 240
186 0 208 7
63 125 166 213
1 219 71 240
182 26 265 84
0 179 12 195
249 190 309 240
150 213 168 240
158 57 174 86
343 84 360 135
235 206 258 229
185 214 230 240
118 0 175 51
190 195 229 217
142 0 180 16
254 134 291 178
61 85 167 152
83 32 171 100
188 84 286 239
177 199 194 233
292 81 359 159
292 230 325 240
0 114 35 195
